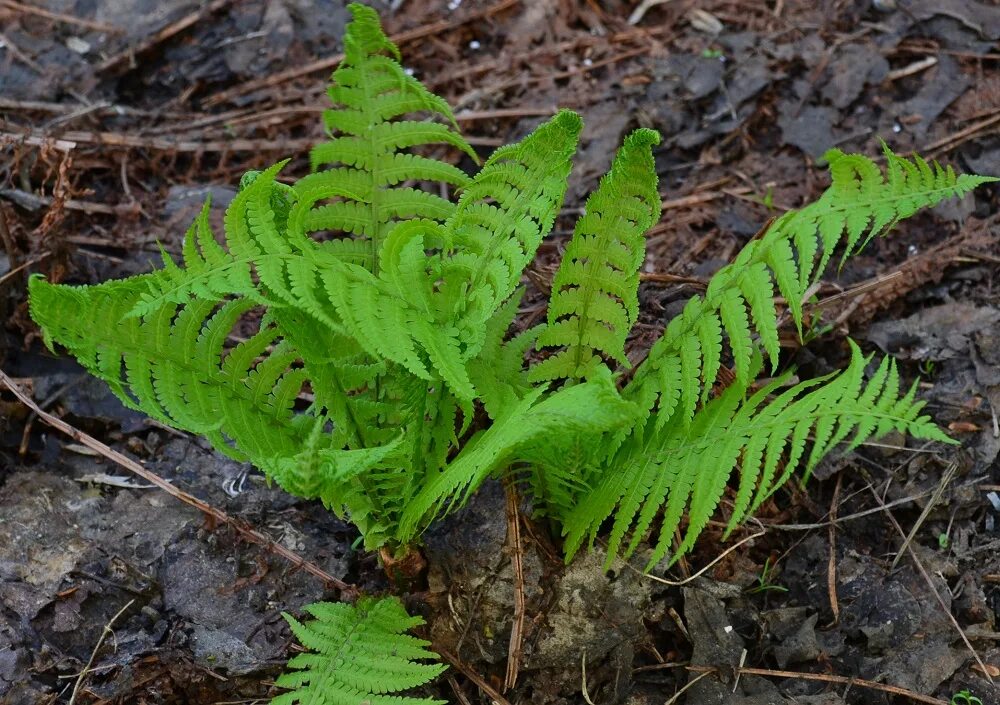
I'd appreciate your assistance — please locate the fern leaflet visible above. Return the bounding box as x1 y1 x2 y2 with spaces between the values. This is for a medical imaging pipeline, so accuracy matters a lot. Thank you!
29 277 313 466
442 110 583 339
309 2 476 277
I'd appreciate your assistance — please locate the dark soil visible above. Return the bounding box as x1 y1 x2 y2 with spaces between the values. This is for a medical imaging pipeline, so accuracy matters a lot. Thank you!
2 1 1000 703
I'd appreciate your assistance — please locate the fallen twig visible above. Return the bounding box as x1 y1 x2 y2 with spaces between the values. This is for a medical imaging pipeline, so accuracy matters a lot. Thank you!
684 664 951 705
0 30 44 73
0 251 52 289
438 647 514 705
0 0 122 33
0 188 138 217
886 56 938 82
924 112 1000 158
825 475 842 627
0 369 356 596
0 129 501 155
503 478 526 692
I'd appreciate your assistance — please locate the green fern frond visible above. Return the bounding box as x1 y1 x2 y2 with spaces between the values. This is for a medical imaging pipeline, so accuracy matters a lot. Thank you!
443 110 583 330
267 309 389 446
626 147 997 427
126 162 347 321
131 164 478 404
274 596 446 705
29 277 313 465
519 427 613 523
565 342 954 569
530 128 662 383
309 3 476 276
317 223 477 402
267 422 404 507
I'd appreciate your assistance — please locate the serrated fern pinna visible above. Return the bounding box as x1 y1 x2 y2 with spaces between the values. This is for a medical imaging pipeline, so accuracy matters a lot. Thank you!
30 3 996 569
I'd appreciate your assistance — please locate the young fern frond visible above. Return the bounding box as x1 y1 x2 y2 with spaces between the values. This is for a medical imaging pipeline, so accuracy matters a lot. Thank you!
308 2 476 276
530 128 662 383
443 110 583 337
127 160 366 323
274 597 446 705
625 147 998 427
465 288 539 419
564 342 955 569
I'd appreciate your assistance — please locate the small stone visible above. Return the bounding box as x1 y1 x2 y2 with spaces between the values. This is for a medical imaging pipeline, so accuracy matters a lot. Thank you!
65 37 91 54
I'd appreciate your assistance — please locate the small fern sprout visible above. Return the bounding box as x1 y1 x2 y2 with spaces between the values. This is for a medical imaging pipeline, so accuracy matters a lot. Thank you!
273 597 447 705
529 127 662 384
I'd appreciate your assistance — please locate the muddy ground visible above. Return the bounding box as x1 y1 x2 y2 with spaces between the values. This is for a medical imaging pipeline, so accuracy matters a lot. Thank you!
2 0 1000 703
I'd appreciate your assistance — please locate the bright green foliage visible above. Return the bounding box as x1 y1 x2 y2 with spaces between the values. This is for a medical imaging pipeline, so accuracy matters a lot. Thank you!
29 2 995 570
273 597 446 705
624 145 996 428
29 283 313 464
442 109 583 355
561 343 955 569
309 3 475 276
529 128 662 382
397 367 637 543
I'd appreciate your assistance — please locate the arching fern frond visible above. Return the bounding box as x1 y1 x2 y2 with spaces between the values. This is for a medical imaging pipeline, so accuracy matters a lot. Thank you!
530 127 661 383
626 146 998 427
565 342 955 569
308 2 476 276
274 596 446 705
126 161 361 321
28 277 313 465
127 165 479 404
397 368 637 544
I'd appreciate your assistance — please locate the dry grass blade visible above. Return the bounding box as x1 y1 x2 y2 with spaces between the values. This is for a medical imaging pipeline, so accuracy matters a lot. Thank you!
503 478 526 692
68 599 135 705
867 484 994 685
890 461 958 570
685 664 951 704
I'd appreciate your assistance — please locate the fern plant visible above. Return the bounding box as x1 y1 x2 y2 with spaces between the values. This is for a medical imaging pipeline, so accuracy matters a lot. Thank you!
274 596 446 705
29 2 995 577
